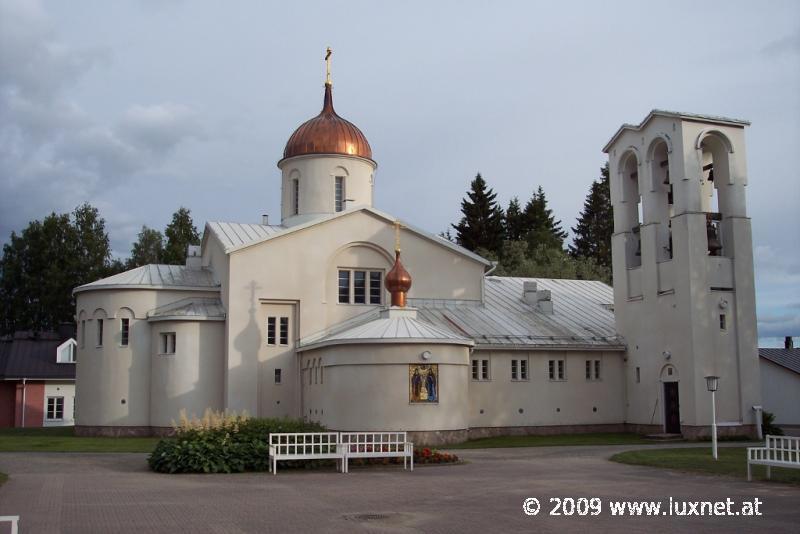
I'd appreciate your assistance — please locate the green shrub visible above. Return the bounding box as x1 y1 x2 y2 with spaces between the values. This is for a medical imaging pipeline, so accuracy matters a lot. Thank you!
762 411 784 436
148 410 327 474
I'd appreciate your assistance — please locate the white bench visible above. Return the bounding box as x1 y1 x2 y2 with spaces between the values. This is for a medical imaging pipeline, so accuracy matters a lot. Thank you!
340 432 414 474
268 432 344 475
747 435 800 481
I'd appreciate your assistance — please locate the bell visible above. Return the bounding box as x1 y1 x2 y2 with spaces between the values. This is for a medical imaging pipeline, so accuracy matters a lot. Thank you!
707 222 722 256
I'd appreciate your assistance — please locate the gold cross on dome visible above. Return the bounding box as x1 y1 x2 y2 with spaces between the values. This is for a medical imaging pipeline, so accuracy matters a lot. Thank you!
325 47 332 85
394 220 405 252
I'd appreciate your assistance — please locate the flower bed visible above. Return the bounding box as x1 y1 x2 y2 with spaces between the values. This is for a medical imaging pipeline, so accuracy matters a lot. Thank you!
345 447 459 468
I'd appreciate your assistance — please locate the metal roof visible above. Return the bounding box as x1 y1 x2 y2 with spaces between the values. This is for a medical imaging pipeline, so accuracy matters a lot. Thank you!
148 297 226 322
203 207 491 265
760 348 800 375
414 277 624 351
299 311 473 351
0 331 75 380
602 109 750 153
300 277 624 352
205 221 285 253
74 264 219 294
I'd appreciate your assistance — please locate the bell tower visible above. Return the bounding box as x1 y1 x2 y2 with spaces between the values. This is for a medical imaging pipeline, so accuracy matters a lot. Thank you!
603 110 760 438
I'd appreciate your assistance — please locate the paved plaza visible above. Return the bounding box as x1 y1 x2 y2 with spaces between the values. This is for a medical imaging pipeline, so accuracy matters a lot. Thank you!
0 444 798 533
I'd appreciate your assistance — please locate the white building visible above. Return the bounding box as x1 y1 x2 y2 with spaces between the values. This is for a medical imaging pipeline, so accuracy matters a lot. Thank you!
73 61 764 443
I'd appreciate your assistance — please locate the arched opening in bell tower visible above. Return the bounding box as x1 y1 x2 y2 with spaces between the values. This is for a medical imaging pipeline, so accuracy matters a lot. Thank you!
699 132 734 258
619 151 642 268
648 139 673 261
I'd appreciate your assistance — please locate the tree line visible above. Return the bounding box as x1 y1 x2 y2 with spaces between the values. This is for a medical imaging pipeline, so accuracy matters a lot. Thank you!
448 164 612 282
0 206 200 335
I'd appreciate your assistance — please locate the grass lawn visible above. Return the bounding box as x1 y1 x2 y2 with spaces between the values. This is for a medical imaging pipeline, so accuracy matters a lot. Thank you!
0 427 161 453
446 432 653 449
611 447 800 485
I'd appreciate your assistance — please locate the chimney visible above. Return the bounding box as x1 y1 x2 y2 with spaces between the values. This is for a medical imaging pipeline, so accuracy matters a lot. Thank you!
523 281 554 314
261 214 269 225
786 336 795 350
185 245 202 270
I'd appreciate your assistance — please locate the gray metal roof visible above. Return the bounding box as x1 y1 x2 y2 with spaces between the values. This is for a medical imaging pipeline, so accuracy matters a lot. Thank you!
148 297 226 322
74 265 219 294
203 207 491 266
205 221 285 253
760 348 800 375
603 109 750 153
0 331 75 380
299 311 473 351
415 277 624 351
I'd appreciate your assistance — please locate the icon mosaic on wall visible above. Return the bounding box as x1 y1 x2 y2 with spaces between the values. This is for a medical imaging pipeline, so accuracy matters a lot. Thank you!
409 364 438 403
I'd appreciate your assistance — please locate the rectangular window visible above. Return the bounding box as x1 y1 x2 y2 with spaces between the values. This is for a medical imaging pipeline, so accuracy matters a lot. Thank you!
471 359 479 380
274 368 282 384
338 270 350 304
511 359 518 380
335 176 345 212
160 332 176 354
266 317 276 345
595 360 601 380
292 178 299 215
46 397 64 421
353 270 366 304
549 359 565 381
279 317 289 345
96 319 104 347
369 271 382 304
481 359 489 380
636 367 641 383
80 320 86 349
120 318 130 347
586 359 601 380
520 359 528 380
585 360 591 380
719 314 726 330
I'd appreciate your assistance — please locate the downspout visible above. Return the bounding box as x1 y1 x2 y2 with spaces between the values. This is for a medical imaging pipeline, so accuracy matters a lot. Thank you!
484 261 498 277
20 378 27 427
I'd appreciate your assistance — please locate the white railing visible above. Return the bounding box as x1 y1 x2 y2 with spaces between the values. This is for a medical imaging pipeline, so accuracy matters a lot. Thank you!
747 435 800 481
268 432 344 475
340 432 414 473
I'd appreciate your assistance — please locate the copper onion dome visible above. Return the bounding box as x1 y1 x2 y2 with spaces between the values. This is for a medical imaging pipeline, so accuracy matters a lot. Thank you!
385 250 412 307
282 83 373 162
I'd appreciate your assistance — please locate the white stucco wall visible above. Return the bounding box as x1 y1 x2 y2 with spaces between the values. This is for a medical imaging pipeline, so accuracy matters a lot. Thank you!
760 360 800 426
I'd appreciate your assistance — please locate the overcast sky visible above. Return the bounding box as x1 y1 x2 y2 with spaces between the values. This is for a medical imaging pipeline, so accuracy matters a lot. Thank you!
1 0 798 346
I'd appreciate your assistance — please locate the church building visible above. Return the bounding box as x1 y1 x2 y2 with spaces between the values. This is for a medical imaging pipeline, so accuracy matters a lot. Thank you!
73 54 762 444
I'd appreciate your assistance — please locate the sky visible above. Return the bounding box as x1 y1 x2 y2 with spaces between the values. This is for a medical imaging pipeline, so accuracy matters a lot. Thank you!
0 0 798 346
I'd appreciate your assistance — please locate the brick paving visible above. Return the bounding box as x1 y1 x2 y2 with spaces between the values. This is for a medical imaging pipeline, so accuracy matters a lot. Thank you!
0 444 798 533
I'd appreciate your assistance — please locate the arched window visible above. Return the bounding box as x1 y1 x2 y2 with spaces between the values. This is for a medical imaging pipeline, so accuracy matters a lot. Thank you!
292 178 300 215
699 133 734 257
648 139 673 261
334 176 345 212
620 151 642 268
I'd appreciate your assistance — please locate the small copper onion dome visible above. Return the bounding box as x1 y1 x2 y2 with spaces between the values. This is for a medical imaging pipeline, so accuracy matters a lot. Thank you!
385 251 412 307
282 83 373 162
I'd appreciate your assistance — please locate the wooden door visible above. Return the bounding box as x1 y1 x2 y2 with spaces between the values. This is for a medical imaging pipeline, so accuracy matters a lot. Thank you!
663 382 681 434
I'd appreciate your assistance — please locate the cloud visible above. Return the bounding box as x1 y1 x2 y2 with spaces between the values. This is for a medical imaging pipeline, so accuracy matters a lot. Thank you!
0 0 201 248
761 32 800 58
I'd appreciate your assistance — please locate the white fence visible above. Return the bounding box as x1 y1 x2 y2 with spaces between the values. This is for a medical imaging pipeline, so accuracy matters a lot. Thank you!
747 435 800 481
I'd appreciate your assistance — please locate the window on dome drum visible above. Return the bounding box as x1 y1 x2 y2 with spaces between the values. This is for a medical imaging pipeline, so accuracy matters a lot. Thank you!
266 317 276 345
46 396 64 421
636 367 641 383
292 178 299 215
96 319 104 347
335 176 345 212
549 359 565 381
80 320 86 349
160 332 176 355
120 318 130 347
279 317 289 345
586 359 601 381
338 269 383 304
274 368 282 384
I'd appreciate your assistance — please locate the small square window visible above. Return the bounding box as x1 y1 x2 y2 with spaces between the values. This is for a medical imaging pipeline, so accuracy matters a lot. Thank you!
160 332 176 354
719 314 726 330
274 368 282 384
120 318 130 347
279 317 289 345
267 317 276 345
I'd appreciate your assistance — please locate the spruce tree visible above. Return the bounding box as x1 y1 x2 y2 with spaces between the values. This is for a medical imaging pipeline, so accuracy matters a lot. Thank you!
163 207 200 265
504 197 526 241
452 174 505 255
523 186 567 249
128 226 165 268
570 163 612 269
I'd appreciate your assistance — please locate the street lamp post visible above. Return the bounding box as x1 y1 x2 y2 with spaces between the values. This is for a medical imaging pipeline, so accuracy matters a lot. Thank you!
705 375 719 460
